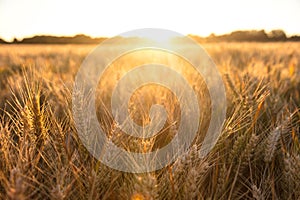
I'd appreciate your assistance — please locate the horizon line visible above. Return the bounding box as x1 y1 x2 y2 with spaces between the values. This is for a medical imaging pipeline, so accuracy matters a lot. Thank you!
1 29 300 43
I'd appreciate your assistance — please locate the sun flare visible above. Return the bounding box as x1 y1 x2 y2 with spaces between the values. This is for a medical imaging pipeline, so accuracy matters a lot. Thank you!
122 30 178 46
143 33 174 44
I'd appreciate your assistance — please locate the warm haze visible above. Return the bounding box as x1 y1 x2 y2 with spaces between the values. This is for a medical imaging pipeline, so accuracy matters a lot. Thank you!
0 0 299 199
0 0 300 41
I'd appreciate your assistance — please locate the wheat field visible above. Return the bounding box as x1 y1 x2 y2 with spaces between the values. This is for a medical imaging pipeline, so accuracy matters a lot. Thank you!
0 42 299 199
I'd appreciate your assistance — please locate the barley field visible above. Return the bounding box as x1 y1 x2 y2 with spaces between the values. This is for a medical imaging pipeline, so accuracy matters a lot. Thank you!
0 42 299 199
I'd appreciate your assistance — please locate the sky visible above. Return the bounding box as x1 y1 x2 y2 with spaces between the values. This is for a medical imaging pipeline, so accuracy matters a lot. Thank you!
0 0 299 42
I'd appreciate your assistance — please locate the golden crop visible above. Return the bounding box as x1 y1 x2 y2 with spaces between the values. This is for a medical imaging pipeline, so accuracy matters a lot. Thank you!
0 42 299 199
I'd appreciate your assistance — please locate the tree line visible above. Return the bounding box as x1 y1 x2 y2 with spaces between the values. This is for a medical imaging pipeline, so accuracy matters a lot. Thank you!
0 30 299 44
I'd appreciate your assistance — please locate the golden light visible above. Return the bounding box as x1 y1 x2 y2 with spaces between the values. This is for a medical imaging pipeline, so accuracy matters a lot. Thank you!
122 30 178 47
131 193 146 200
143 33 174 44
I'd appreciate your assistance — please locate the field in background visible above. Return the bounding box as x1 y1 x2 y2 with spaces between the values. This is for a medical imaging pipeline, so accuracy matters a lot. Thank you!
0 43 299 199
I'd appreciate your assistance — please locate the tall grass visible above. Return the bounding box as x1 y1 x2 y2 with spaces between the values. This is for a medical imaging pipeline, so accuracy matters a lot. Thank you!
0 43 299 199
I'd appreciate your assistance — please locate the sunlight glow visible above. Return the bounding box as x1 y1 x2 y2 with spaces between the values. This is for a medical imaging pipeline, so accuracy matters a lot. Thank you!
0 0 299 41
122 29 178 46
142 33 174 44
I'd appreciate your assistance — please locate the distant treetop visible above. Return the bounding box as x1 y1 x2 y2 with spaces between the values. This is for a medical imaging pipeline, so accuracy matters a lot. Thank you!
0 30 299 44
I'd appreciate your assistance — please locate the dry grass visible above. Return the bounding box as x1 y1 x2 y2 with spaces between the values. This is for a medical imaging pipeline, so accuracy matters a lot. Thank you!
0 42 299 199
